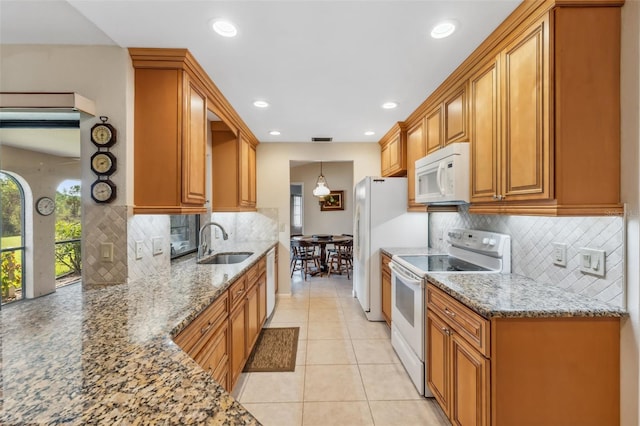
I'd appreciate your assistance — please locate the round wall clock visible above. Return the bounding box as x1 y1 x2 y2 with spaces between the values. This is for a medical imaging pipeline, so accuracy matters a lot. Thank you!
90 151 117 176
91 179 117 203
36 196 55 216
90 116 117 148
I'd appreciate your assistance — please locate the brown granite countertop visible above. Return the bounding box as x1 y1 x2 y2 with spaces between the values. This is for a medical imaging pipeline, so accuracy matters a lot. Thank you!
0 240 276 425
383 246 625 319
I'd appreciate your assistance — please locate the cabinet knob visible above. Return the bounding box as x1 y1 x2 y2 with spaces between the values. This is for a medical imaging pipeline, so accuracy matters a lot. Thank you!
444 308 456 318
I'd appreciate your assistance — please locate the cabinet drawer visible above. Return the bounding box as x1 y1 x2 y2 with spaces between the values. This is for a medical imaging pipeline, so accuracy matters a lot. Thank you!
246 262 260 287
427 284 490 357
257 256 266 275
229 276 247 310
174 291 229 356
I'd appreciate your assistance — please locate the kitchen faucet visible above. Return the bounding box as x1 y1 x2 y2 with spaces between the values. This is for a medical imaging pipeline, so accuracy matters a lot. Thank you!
198 221 229 260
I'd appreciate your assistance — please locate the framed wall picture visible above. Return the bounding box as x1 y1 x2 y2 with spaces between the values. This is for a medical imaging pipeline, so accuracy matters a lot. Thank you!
321 190 344 211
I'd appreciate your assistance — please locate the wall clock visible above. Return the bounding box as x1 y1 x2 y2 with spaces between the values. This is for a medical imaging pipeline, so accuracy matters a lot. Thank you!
90 116 117 148
91 179 117 204
35 196 55 216
90 151 117 176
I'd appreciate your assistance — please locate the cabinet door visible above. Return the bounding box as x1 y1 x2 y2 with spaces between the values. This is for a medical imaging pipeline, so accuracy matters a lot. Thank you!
202 322 229 391
381 269 391 326
450 333 490 426
406 120 426 209
444 85 468 145
425 105 443 155
239 136 257 208
182 76 207 205
470 58 500 203
426 310 450 417
501 15 550 201
245 283 260 356
229 304 246 387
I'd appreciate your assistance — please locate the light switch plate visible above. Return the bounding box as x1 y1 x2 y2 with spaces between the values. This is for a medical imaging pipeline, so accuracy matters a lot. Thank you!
135 241 143 260
579 247 605 277
100 242 114 263
552 242 567 267
152 237 163 256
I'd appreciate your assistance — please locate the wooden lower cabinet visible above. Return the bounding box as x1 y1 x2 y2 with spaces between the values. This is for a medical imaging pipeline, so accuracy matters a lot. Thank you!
426 284 620 425
245 282 260 356
229 301 246 387
258 272 267 327
380 253 392 326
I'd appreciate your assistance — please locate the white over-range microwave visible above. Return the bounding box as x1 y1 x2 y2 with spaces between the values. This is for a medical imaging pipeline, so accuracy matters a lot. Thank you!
415 142 470 205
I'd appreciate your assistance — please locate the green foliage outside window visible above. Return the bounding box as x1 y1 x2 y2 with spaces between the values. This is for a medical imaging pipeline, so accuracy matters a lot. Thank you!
1 251 22 298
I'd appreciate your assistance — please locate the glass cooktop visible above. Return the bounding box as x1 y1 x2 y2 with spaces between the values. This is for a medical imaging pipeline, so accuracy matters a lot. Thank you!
397 255 491 273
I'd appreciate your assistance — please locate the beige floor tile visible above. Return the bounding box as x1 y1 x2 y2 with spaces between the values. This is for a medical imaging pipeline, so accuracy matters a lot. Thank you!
276 297 310 310
308 297 341 309
347 319 391 339
304 365 366 401
308 307 344 322
305 339 357 365
269 308 309 323
307 321 350 340
368 400 450 426
359 364 423 401
302 401 373 426
296 339 307 366
309 286 339 298
242 402 303 426
239 367 306 403
352 339 400 364
339 296 363 309
231 372 250 400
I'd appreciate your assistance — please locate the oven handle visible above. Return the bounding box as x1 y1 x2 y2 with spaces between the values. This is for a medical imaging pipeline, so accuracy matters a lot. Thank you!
389 262 423 287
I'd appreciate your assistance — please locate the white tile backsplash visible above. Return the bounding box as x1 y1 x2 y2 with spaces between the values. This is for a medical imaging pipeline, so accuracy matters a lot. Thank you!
429 205 625 308
207 208 279 251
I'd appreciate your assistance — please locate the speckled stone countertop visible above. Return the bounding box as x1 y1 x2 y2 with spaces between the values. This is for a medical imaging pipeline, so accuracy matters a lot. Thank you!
382 246 625 319
0 241 276 425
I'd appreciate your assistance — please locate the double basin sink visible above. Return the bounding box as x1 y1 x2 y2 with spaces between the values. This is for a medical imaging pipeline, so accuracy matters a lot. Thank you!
198 252 253 265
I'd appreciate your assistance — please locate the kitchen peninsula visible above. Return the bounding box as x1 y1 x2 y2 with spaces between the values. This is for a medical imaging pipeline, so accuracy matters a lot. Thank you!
0 241 276 424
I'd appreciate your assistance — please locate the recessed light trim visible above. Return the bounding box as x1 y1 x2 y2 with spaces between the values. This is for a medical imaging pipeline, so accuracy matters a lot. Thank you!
382 102 398 109
431 21 456 39
253 100 269 108
364 131 375 136
212 20 238 38
269 130 281 136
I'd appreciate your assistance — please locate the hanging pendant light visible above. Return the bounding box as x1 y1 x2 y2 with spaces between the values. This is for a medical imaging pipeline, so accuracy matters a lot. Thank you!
313 161 331 198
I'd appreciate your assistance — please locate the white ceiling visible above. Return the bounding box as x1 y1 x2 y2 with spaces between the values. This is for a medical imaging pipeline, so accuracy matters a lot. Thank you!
0 0 521 143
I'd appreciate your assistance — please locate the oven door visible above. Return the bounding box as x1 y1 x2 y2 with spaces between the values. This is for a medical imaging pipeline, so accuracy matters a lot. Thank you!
389 262 424 359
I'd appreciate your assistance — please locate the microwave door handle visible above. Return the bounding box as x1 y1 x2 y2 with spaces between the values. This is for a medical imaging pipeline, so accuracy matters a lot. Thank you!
436 162 446 195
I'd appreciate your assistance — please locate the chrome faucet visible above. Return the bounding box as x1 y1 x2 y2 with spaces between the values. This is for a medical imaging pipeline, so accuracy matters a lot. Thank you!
198 221 229 260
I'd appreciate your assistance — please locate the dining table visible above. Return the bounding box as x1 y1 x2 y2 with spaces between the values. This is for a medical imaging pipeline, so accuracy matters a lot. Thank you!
291 234 353 273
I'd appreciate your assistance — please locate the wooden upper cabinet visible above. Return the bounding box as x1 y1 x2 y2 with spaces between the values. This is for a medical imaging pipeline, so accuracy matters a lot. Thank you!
406 120 427 210
425 105 443 155
444 84 468 145
211 123 258 212
379 123 407 177
470 58 500 203
130 50 207 214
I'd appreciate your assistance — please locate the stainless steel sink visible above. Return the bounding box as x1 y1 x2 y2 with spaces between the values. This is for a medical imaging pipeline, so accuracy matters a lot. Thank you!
198 252 253 265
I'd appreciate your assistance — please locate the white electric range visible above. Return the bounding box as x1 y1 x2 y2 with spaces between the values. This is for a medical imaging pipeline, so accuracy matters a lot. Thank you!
388 228 511 395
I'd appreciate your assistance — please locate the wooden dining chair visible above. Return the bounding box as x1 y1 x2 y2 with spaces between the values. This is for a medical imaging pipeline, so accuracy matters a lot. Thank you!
327 240 353 279
290 239 321 280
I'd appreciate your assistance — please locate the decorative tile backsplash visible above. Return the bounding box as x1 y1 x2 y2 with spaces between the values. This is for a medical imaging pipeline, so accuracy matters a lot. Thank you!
209 209 279 251
83 205 129 286
127 213 171 282
429 206 625 308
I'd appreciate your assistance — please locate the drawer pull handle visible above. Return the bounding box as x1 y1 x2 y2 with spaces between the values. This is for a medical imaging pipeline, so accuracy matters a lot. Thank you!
441 327 451 336
444 308 456 318
201 321 214 335
236 289 245 295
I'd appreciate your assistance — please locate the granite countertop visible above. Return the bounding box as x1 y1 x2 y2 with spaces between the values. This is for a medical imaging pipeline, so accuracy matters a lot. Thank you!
0 240 277 425
383 246 625 319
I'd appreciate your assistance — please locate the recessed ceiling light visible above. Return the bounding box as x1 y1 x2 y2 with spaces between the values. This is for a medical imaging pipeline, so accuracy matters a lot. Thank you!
253 100 269 108
211 20 238 38
431 21 456 39
269 130 281 136
382 102 398 109
364 131 375 136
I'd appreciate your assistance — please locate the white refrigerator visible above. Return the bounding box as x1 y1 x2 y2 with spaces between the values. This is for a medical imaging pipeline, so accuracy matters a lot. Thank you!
353 177 428 321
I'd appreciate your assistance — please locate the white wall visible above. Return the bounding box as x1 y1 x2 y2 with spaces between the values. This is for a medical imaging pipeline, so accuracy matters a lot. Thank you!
290 161 354 236
0 146 81 297
620 1 640 424
256 142 380 294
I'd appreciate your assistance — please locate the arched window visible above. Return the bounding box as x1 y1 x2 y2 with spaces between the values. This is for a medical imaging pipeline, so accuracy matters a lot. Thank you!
55 180 82 287
1 171 25 305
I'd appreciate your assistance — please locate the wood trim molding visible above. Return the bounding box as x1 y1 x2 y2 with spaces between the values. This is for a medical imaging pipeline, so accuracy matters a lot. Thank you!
468 202 624 216
129 48 258 146
378 121 406 146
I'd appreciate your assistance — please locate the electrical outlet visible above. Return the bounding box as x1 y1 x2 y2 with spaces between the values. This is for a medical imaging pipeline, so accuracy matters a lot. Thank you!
152 237 163 256
579 247 605 277
552 242 567 267
135 241 143 260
